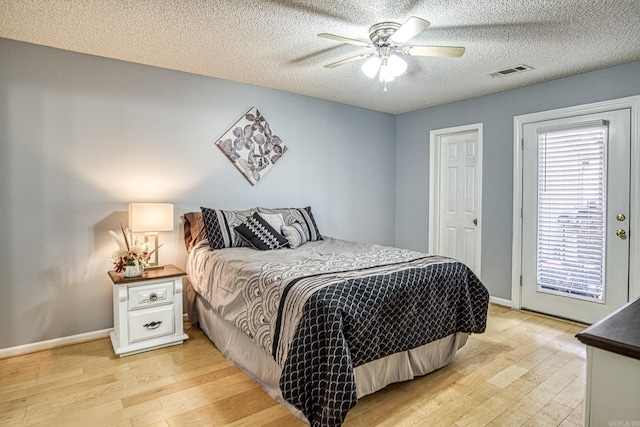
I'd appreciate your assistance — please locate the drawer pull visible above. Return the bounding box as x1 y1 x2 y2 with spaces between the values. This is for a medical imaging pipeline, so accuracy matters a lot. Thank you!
143 321 163 330
149 293 158 302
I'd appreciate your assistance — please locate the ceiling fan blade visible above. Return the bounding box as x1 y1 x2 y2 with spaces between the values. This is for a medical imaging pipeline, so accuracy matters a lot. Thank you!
318 33 370 47
402 45 465 58
324 53 373 68
389 16 430 45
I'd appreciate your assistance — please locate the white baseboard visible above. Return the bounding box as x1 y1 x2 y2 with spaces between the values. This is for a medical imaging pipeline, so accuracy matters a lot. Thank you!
2 314 191 359
0 328 112 360
489 296 513 307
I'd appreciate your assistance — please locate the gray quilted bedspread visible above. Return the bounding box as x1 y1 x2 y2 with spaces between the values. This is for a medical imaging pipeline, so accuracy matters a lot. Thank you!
187 238 489 427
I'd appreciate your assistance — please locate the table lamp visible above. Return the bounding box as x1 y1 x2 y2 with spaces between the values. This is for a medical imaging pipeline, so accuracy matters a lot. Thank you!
128 203 174 268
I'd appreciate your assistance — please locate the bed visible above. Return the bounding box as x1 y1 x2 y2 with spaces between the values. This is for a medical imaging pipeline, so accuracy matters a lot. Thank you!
183 207 489 426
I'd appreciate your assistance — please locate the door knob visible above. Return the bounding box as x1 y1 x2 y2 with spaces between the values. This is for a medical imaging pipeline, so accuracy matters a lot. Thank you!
473 218 477 226
616 213 626 222
616 229 627 239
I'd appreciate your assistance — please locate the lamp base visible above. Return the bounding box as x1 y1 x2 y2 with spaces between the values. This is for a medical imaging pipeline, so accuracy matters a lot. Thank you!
145 265 165 271
144 231 160 267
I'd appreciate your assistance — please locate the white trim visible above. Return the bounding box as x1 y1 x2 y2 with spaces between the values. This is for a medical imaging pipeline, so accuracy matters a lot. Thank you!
429 123 483 278
0 328 112 359
512 95 640 310
512 112 524 309
489 296 513 307
1 312 190 359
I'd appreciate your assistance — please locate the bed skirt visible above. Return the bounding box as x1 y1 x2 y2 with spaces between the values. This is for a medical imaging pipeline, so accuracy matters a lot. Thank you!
190 286 469 423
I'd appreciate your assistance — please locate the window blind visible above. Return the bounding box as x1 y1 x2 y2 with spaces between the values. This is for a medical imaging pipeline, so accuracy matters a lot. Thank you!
536 121 608 300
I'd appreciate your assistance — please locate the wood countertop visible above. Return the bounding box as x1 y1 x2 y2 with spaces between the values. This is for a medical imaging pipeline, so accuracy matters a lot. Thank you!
107 264 186 285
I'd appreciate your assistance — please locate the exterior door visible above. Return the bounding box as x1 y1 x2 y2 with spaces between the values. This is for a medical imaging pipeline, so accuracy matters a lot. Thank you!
430 126 482 277
521 109 630 324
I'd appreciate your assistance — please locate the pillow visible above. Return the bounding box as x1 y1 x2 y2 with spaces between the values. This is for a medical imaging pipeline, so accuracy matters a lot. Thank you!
235 213 288 250
201 207 254 250
258 213 285 233
281 222 309 249
182 212 207 252
257 206 322 242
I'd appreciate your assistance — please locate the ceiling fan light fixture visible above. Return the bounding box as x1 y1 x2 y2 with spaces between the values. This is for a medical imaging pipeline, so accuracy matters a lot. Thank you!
361 56 381 78
378 63 396 83
366 54 406 83
387 55 407 76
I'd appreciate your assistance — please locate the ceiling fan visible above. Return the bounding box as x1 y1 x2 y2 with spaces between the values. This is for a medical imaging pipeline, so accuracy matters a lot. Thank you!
318 16 465 92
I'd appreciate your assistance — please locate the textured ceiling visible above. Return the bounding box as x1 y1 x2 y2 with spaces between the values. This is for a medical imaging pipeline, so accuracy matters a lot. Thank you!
1 0 639 114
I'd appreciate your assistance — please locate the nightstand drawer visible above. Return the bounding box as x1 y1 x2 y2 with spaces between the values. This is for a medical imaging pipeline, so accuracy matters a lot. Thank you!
128 305 175 343
128 281 174 310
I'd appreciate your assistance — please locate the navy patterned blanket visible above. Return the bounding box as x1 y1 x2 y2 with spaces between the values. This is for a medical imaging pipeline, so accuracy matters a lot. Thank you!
275 256 489 426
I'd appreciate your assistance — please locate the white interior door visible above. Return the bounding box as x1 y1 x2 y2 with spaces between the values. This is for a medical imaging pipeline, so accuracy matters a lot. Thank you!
430 125 482 277
521 109 630 324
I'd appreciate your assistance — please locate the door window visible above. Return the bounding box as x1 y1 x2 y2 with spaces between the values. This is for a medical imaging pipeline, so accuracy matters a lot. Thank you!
536 121 608 301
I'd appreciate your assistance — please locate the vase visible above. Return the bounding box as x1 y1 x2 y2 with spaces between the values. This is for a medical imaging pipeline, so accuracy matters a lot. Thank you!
123 264 143 278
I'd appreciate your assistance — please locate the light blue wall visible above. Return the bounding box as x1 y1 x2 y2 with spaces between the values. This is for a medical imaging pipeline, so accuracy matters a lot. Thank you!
2 35 639 350
0 38 396 349
395 61 640 300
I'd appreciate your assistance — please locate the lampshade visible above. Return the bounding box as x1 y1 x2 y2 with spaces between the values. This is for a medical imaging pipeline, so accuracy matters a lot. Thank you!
387 55 407 76
361 56 381 78
378 64 396 83
128 203 174 232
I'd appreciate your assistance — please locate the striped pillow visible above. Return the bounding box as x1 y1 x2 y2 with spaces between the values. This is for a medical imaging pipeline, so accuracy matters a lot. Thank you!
257 206 322 242
258 213 286 234
201 207 254 250
281 222 309 249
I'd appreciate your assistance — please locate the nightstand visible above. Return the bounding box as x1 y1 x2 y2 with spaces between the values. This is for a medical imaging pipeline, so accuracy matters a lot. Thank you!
108 264 188 357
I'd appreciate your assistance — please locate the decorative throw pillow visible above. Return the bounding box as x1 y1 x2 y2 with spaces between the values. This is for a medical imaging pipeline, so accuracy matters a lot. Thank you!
281 222 309 249
257 206 322 242
201 207 254 250
235 213 288 250
258 213 286 234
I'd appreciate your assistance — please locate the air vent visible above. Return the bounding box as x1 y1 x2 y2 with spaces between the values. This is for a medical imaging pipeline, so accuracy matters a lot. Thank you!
489 64 534 78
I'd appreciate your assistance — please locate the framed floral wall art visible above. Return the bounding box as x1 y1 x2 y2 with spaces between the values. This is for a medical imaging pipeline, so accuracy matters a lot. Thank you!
215 107 288 185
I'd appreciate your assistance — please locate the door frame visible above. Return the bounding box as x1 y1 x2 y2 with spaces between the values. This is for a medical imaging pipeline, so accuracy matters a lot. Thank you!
429 123 483 278
512 95 640 310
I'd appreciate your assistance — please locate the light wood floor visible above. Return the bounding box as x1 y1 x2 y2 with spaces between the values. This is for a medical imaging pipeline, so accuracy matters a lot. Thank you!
0 304 587 426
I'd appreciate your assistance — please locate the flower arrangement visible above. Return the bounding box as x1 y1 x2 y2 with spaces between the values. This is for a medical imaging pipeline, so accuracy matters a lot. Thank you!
109 225 159 273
